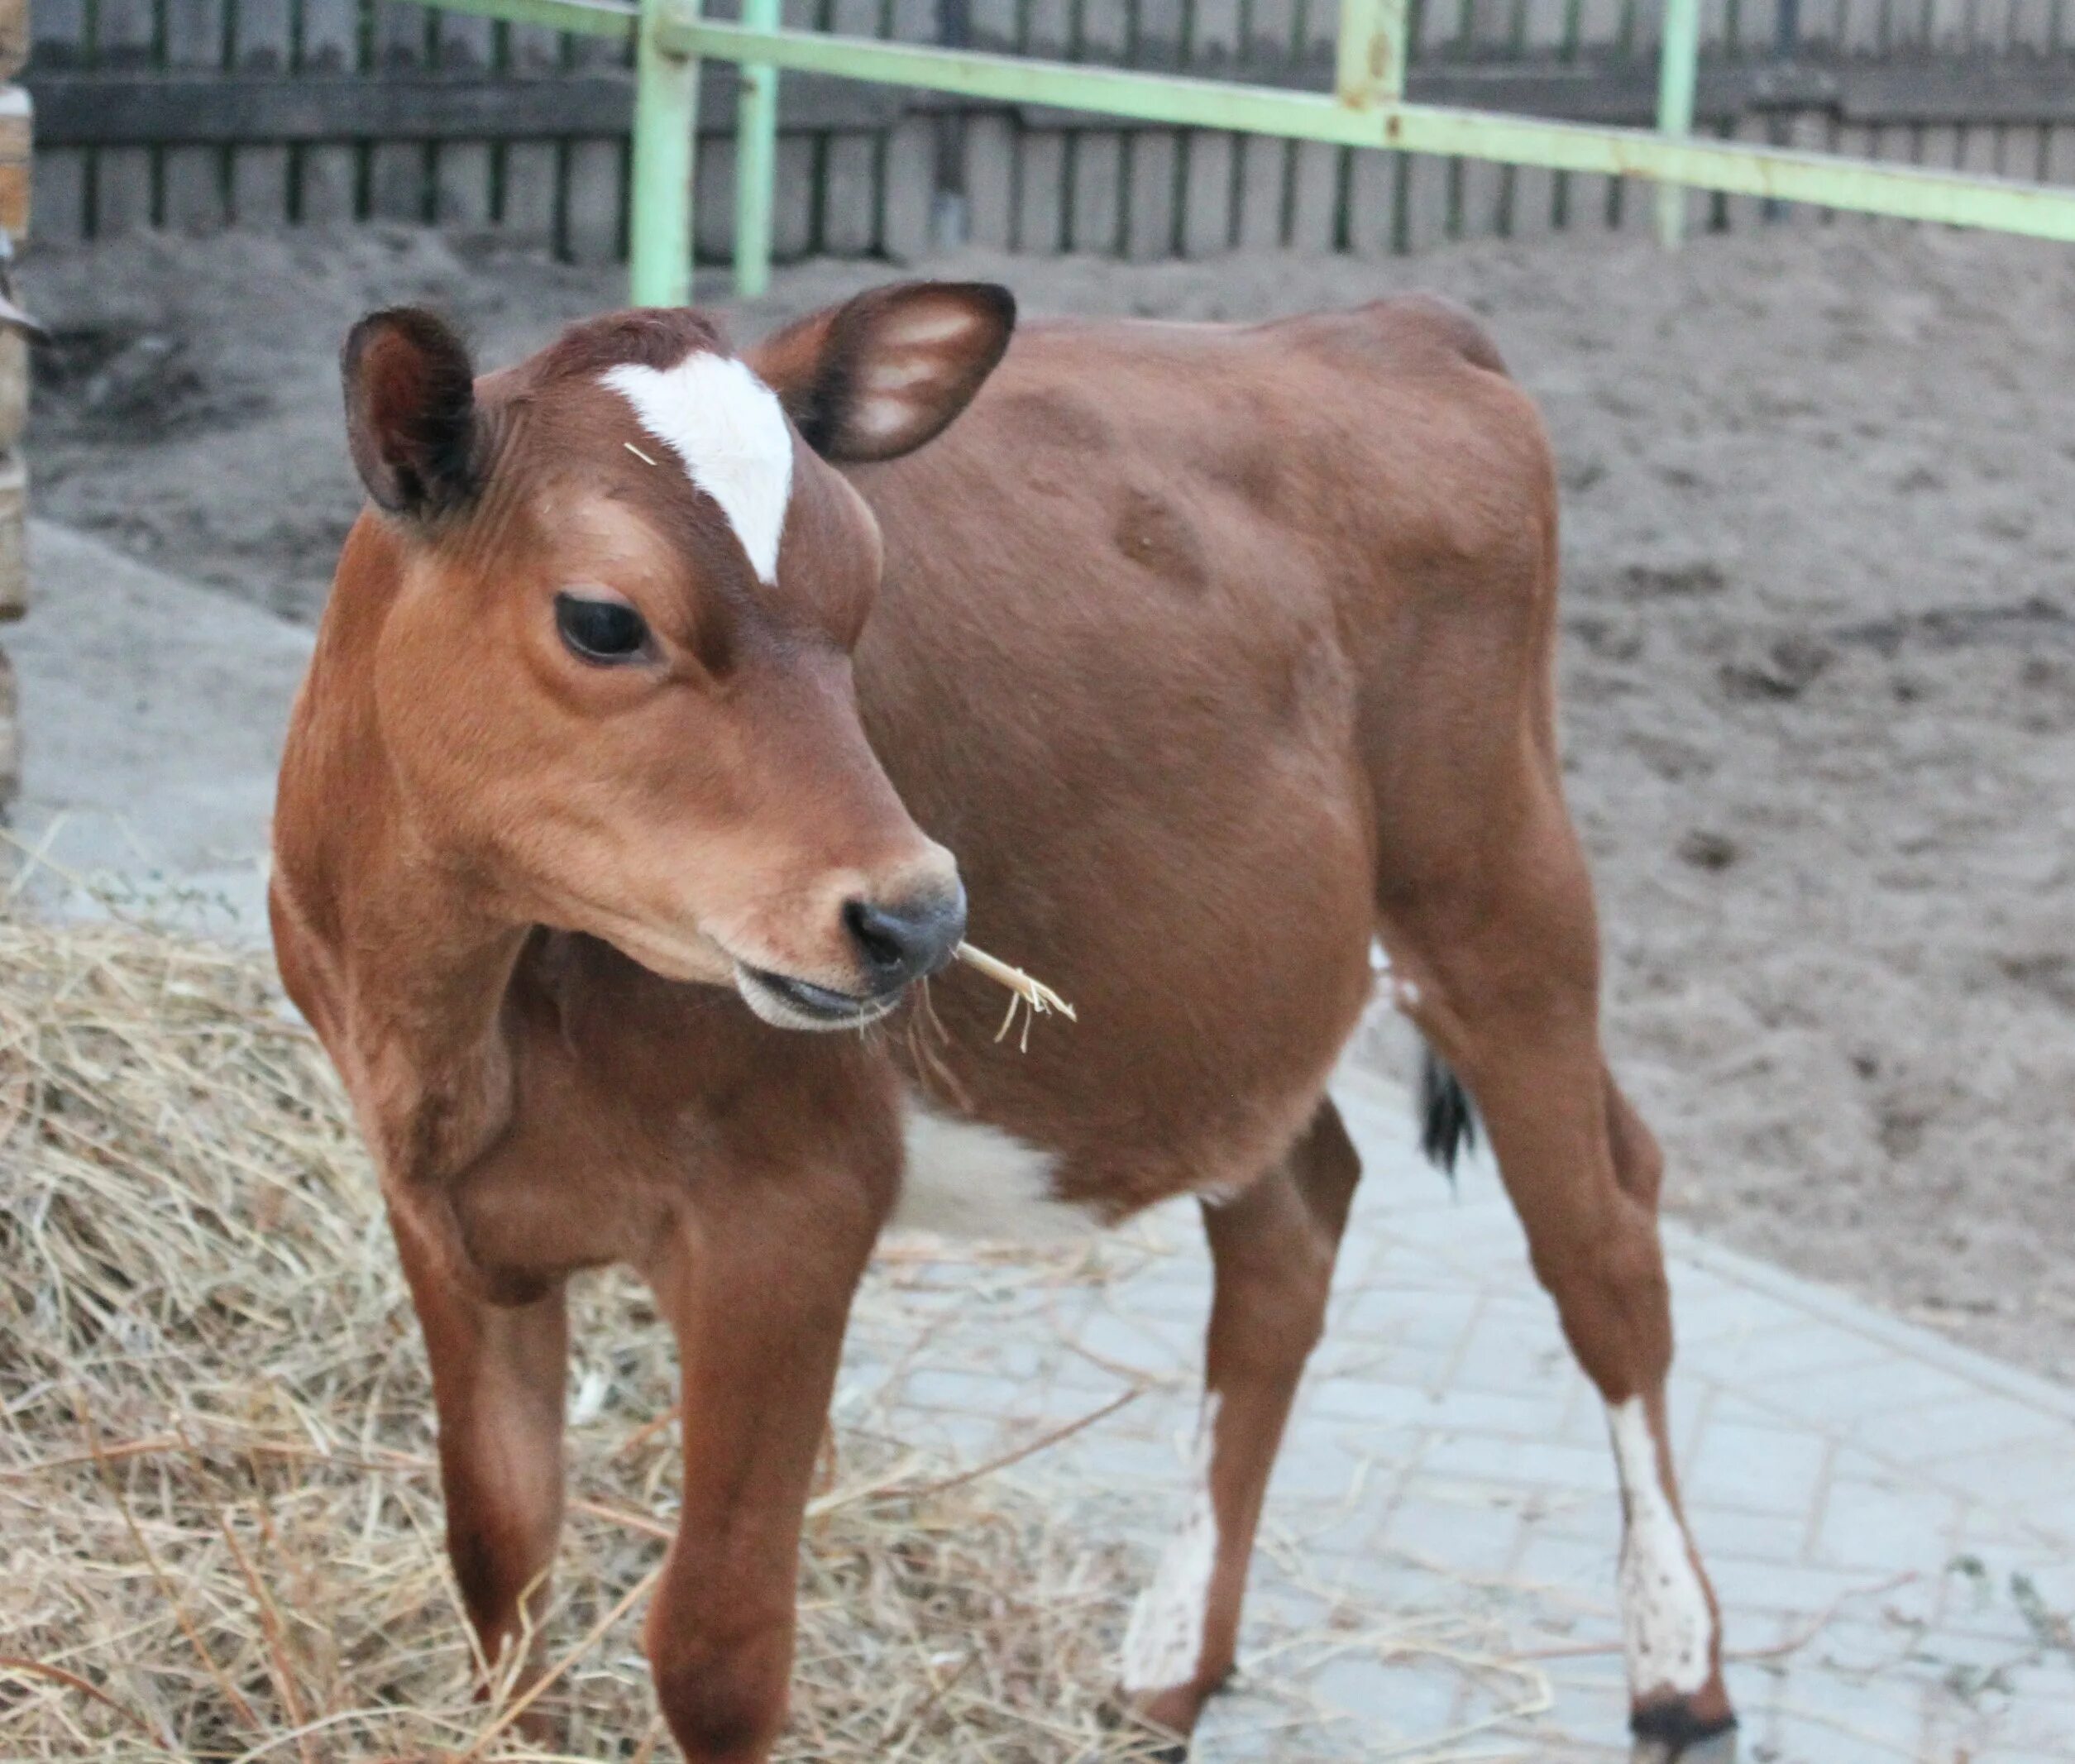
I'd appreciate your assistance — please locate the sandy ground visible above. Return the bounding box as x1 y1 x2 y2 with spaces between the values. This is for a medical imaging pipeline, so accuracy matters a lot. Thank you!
15 222 2075 1383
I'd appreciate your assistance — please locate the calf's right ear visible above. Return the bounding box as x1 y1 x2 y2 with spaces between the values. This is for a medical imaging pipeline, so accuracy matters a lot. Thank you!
747 281 1016 464
342 308 482 519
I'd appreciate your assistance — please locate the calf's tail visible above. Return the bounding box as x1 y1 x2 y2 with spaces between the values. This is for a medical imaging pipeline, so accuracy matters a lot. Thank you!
1418 1046 1479 1177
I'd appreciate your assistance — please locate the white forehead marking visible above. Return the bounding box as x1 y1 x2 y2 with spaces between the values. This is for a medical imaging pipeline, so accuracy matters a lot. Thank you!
600 353 794 584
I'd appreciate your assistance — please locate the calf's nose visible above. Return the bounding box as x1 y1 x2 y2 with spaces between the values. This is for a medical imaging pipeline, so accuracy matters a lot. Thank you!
842 882 967 993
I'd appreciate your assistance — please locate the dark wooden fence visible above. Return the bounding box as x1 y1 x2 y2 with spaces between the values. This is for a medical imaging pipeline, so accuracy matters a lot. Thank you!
24 0 2075 259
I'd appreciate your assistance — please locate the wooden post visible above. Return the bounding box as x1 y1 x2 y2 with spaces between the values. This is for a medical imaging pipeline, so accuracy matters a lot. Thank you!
0 3 28 815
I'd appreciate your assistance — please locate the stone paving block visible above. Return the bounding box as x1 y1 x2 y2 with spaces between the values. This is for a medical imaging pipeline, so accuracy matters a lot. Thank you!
1757 1353 1995 1432
1302 1652 1466 1736
1379 1490 1529 1580
1325 1283 1485 1358
1683 1416 1833 1517
1811 1475 1967 1574
1926 1437 2075 1508
1677 1499 1809 1566
1414 1430 1618 1497
1683 1319 1892 1386
1708 1551 1942 1623
1843 1393 2075 1474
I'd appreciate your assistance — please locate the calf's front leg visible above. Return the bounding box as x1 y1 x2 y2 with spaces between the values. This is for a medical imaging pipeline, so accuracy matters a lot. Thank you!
390 1204 570 1730
641 1165 886 1764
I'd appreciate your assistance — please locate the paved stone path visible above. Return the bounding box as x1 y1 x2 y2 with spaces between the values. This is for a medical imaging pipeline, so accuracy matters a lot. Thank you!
849 1065 2075 1764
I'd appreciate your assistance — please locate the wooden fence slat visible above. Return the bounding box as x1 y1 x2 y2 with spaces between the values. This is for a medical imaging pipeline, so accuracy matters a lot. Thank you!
1228 0 1294 251
432 9 495 226
1125 128 1180 259
299 0 361 224
1069 127 1123 251
1286 139 1341 251
817 0 882 256
229 0 292 225
2002 121 2045 179
2008 0 2056 46
1510 160 1555 237
881 0 937 261
1562 168 1618 236
1016 126 1069 250
1738 0 1782 57
1180 130 1234 253
1069 0 1128 252
497 12 561 246
92 0 155 234
31 0 88 238
1014 0 1073 249
2046 123 2075 183
1401 151 1450 251
1126 0 1185 260
163 0 227 230
1970 0 2014 46
1346 146 1398 255
882 114 935 260
963 109 1016 249
768 0 820 258
694 130 734 262
1918 119 1963 169
1927 0 1969 46
1458 153 1504 240
1234 130 1289 247
1179 0 1240 255
564 12 627 262
371 7 432 223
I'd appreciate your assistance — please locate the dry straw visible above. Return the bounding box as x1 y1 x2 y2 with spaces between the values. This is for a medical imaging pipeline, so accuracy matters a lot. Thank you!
0 911 1159 1762
0 905 1593 1763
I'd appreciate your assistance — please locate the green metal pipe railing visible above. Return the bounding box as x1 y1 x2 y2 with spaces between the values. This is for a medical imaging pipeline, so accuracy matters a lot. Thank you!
733 0 782 300
1656 0 1704 248
413 0 2075 308
629 0 698 307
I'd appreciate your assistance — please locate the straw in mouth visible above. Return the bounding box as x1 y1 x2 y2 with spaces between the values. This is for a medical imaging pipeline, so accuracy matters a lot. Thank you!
953 940 1077 1051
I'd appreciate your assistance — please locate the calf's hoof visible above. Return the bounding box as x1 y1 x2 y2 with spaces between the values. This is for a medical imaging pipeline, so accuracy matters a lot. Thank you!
1631 1698 1738 1764
1103 1669 1232 1762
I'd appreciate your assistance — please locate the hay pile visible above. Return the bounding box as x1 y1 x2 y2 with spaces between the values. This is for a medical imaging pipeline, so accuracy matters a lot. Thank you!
0 913 1171 1762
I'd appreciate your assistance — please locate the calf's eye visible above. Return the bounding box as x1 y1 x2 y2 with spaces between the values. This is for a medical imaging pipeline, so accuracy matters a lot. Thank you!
555 592 651 664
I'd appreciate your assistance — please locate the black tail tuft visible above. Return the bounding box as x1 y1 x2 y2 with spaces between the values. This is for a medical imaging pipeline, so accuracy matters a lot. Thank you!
1418 1047 1478 1179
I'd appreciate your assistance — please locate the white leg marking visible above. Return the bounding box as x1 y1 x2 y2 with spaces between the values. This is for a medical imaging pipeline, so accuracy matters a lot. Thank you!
600 354 794 583
1121 1395 1222 1695
1607 1397 1714 1699
889 1097 1099 1241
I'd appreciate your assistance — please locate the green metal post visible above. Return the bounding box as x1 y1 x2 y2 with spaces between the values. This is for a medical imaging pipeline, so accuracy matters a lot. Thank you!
1336 0 1407 108
629 0 700 306
1656 0 1701 247
734 0 781 300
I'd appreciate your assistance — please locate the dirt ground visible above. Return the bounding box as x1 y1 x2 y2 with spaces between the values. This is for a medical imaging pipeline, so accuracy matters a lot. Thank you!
20 220 2075 1384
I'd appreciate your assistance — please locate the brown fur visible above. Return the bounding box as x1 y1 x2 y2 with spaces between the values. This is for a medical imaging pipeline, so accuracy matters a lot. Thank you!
273 284 1733 1758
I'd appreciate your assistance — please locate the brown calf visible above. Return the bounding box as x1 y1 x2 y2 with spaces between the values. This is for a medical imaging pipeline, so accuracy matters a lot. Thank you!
270 282 1736 1762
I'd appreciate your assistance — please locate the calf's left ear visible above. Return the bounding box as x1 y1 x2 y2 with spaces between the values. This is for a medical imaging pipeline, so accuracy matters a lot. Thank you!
746 281 1015 464
342 307 482 519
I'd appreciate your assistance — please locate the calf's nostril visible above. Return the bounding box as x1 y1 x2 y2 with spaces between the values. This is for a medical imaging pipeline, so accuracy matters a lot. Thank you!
841 886 968 990
843 898 911 978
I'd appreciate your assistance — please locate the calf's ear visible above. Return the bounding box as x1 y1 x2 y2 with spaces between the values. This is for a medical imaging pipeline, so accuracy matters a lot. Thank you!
746 281 1015 464
342 308 482 518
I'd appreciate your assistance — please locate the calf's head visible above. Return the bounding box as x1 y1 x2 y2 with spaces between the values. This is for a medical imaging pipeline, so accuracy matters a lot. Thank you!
337 283 1013 1028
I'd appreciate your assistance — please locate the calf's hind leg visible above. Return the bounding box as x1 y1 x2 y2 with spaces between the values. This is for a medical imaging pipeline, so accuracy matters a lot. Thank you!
1384 791 1735 1760
1121 1098 1363 1747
